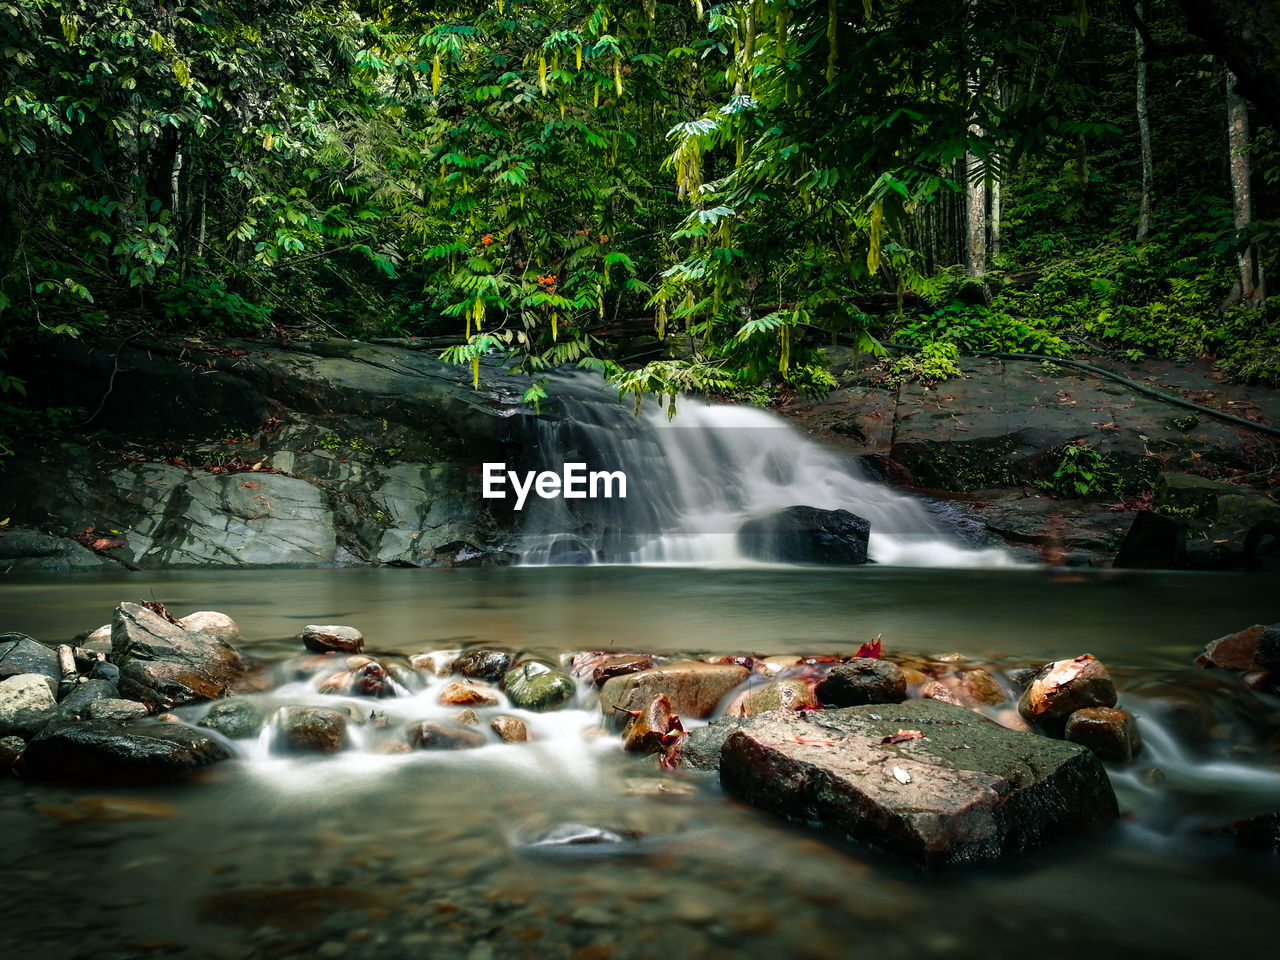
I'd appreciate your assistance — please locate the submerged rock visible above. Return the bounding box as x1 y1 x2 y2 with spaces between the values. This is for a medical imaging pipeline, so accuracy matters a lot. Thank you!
16 720 231 783
570 651 658 686
1206 809 1280 855
406 721 486 750
454 649 512 682
0 674 57 738
1064 707 1142 763
718 699 1117 866
502 661 575 712
111 602 247 709
598 661 748 730
1017 654 1117 726
816 660 907 707
275 706 348 753
301 625 365 655
736 505 871 564
0 634 60 683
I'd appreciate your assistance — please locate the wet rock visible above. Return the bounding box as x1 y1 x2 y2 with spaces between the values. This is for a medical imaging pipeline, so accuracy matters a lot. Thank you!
621 695 681 754
275 707 348 753
918 680 965 706
89 661 120 684
816 660 907 707
85 699 151 723
453 708 480 725
16 720 231 783
111 602 247 709
1017 655 1117 726
1206 809 1280 855
80 625 112 653
57 679 119 717
454 649 512 683
490 716 529 743
1113 510 1186 569
737 505 871 564
0 735 24 767
1196 623 1280 672
502 661 576 712
954 669 1009 706
406 721 485 750
408 654 437 673
674 716 749 772
0 634 60 683
598 661 749 730
758 655 803 676
344 660 393 698
301 625 365 655
727 680 818 717
1064 707 1142 763
439 681 500 708
718 699 1117 866
177 611 241 645
198 697 270 739
0 529 110 571
570 652 659 686
0 673 57 737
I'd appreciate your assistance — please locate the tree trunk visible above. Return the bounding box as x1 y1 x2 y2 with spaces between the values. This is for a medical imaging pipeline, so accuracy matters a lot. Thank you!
963 0 986 277
1135 2 1153 242
1226 67 1264 308
990 175 1001 260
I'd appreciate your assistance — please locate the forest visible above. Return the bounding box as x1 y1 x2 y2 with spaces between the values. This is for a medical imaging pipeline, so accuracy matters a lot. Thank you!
1 0 1278 447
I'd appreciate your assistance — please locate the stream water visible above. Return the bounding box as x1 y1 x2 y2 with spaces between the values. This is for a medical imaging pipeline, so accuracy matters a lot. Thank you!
1 566 1278 960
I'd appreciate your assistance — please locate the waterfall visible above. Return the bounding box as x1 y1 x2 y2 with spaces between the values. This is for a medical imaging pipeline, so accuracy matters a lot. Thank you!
510 371 1013 567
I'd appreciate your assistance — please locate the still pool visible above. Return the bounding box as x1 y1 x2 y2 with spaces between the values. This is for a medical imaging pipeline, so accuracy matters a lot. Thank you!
1 566 1277 960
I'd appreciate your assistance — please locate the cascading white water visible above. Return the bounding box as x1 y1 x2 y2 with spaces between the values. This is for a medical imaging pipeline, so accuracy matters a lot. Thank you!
514 371 1014 567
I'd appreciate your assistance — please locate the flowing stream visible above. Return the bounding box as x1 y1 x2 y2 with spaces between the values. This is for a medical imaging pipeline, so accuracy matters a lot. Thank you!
1 567 1278 960
513 372 1011 567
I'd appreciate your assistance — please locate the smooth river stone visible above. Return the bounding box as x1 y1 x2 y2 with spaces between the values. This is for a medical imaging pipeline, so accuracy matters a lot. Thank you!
598 661 749 730
718 699 1117 867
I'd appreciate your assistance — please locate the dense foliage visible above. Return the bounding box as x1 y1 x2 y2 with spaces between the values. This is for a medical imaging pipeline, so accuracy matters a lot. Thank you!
1 0 1277 446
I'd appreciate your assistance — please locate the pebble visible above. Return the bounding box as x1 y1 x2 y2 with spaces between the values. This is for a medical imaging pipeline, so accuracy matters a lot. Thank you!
570 906 615 927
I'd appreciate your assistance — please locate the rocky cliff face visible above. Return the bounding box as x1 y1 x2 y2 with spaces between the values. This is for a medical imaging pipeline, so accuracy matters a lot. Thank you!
0 337 526 570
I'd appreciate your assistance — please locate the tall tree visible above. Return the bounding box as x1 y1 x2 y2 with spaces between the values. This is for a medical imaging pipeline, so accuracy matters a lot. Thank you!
964 0 987 276
1225 66 1265 307
1135 1 1153 242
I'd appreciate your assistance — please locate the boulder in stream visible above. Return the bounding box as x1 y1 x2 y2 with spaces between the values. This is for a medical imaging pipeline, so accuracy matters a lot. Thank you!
275 706 348 753
502 661 576 712
718 699 1117 866
736 506 870 564
816 659 907 707
111 602 247 709
1064 707 1142 763
454 649 513 682
199 697 271 739
406 721 486 750
301 624 365 655
1016 654 1117 726
0 673 57 738
439 681 500 708
490 715 529 743
727 679 819 717
598 661 749 730
0 634 60 684
15 720 231 783
1196 623 1280 673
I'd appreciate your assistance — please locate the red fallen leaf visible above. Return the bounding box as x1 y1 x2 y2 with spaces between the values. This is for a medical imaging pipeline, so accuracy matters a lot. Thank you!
229 349 247 357
88 537 125 551
854 635 883 659
879 729 925 745
142 600 180 625
243 482 259 489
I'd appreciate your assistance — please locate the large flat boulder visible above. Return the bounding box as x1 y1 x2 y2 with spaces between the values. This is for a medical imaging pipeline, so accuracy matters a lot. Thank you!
718 699 1117 866
111 602 246 709
16 720 231 783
